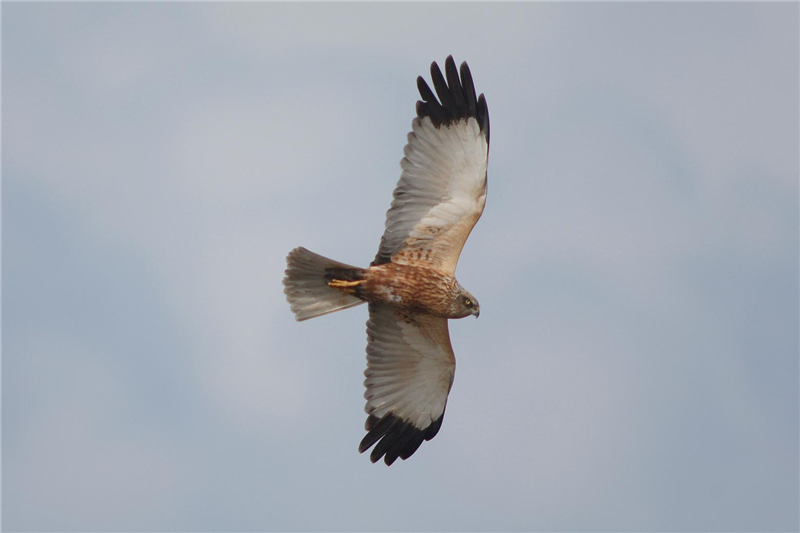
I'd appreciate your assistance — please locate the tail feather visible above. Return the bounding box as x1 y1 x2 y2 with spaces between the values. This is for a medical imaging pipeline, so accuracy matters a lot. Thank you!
283 247 366 321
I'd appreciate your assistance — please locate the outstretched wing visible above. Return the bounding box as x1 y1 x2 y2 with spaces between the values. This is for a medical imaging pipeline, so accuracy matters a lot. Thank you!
373 56 490 275
359 304 455 465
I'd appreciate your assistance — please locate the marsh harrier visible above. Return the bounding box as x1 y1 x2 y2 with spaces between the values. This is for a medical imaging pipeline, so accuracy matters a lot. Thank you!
284 56 489 465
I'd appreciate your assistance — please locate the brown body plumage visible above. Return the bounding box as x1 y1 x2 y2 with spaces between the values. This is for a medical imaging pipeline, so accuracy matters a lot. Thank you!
283 56 489 465
358 264 467 318
322 262 477 319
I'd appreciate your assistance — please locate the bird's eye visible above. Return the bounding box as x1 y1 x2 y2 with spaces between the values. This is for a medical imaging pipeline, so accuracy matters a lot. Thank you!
464 298 472 307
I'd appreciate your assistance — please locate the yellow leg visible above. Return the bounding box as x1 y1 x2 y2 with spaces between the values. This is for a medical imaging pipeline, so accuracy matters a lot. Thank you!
328 279 364 293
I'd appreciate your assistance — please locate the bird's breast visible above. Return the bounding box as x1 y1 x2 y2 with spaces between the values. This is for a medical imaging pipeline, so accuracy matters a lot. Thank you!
361 263 455 317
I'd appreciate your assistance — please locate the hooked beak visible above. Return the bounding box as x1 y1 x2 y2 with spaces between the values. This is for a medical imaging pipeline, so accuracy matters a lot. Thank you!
473 308 480 319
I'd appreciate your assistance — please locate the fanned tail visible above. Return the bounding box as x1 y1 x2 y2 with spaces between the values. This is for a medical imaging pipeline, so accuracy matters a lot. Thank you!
283 247 366 321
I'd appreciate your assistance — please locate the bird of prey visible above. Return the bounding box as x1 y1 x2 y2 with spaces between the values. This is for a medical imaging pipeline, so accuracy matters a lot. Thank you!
283 56 489 465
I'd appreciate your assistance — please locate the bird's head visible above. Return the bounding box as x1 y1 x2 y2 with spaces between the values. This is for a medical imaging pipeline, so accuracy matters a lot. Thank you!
451 283 480 319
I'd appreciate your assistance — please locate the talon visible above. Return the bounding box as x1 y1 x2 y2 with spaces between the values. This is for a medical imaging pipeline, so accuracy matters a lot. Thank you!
328 279 364 293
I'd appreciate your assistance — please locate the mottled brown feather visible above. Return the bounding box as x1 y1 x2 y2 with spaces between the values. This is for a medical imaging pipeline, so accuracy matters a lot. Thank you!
284 57 488 465
358 263 459 318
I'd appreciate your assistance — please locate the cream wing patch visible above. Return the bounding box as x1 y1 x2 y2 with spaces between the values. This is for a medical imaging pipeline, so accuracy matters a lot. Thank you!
364 304 455 430
375 116 488 274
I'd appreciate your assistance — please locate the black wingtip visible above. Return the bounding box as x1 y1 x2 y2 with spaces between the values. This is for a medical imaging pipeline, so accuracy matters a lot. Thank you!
359 412 446 465
416 76 436 103
478 93 490 144
359 414 395 453
415 56 489 137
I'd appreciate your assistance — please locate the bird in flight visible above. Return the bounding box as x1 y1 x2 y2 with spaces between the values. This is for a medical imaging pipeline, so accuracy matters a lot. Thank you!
283 56 489 465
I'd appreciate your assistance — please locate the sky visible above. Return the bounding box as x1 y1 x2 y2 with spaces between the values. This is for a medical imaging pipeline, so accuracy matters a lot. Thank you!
3 2 798 532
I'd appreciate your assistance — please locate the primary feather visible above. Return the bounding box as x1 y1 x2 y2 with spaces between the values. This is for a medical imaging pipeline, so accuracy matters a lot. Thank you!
283 56 489 465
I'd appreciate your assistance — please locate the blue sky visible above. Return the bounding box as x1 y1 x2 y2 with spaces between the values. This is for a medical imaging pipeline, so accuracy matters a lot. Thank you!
3 3 798 531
